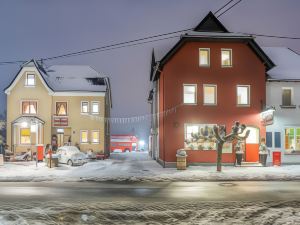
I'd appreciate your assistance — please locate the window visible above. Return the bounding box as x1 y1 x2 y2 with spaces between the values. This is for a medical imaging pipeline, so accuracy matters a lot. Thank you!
25 74 35 86
275 132 281 148
184 124 216 150
22 101 37 114
91 102 99 114
183 84 197 104
237 85 250 106
266 132 272 148
199 48 210 67
221 49 232 67
203 85 217 105
20 128 30 144
282 88 293 106
80 130 88 143
91 130 100 143
56 102 67 115
284 128 300 153
81 101 89 113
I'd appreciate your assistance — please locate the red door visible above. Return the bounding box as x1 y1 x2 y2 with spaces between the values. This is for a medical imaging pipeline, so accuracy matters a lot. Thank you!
244 127 260 162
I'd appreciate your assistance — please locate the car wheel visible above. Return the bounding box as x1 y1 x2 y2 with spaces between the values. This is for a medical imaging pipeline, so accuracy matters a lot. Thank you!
67 160 73 166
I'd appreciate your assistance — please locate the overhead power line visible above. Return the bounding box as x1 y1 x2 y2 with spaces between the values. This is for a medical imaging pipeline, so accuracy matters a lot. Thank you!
216 0 242 18
214 0 235 15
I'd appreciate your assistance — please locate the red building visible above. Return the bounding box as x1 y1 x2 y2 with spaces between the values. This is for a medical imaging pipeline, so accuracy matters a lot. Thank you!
148 12 274 167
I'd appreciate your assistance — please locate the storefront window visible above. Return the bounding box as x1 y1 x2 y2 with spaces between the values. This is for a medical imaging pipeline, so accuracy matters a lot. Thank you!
20 128 31 144
184 124 216 150
285 128 300 153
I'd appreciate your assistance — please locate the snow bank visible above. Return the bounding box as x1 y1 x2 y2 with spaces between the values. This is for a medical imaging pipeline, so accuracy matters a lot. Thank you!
0 153 299 182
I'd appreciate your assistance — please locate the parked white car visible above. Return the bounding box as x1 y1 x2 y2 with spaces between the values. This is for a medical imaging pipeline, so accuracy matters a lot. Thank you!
56 146 87 166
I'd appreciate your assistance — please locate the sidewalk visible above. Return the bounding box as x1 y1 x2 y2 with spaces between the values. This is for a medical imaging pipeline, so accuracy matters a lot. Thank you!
0 153 299 182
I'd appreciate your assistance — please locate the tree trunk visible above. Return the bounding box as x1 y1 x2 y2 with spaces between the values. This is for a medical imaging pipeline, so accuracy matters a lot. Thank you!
217 141 224 172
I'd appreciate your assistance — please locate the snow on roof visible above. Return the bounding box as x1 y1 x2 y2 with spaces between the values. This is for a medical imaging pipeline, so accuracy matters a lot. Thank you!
262 47 300 80
41 65 108 92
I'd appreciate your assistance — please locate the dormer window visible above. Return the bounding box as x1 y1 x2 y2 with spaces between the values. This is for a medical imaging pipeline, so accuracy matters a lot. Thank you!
25 73 35 86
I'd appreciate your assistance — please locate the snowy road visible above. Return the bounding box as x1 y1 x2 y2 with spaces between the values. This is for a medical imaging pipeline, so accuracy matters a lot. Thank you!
0 181 299 224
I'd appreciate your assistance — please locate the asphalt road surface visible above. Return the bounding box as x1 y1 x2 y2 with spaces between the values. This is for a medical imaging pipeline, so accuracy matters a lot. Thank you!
0 181 299 224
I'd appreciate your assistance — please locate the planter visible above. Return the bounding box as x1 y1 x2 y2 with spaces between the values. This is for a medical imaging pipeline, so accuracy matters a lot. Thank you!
176 149 187 170
259 153 268 167
235 152 243 166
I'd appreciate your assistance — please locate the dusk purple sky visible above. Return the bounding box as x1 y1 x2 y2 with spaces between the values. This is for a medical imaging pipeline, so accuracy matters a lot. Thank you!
0 0 299 141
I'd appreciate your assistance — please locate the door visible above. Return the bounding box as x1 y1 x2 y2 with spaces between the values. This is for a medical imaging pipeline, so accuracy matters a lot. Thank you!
57 133 64 147
244 127 260 162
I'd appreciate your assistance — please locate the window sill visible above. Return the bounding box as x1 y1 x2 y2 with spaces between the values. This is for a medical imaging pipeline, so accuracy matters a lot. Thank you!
280 105 296 109
221 65 232 68
284 152 300 155
237 104 250 107
203 103 217 106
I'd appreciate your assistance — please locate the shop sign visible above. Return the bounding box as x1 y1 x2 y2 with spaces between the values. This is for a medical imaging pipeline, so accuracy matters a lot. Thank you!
261 109 274 126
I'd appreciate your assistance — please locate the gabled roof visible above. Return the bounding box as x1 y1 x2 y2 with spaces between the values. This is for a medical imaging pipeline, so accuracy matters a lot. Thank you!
5 59 110 93
263 47 300 81
194 11 229 32
151 12 275 81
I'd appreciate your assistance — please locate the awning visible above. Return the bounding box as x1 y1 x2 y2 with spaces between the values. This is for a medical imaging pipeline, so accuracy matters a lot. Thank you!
12 116 45 125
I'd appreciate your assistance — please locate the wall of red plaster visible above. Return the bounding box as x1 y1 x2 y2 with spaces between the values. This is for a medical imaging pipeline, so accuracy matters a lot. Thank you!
158 41 266 163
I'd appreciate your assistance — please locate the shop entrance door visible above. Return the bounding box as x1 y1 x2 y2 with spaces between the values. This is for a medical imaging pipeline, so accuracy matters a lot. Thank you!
244 127 260 162
57 133 64 147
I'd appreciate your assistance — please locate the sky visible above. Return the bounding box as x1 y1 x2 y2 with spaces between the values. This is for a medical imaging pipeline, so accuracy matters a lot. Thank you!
0 0 299 142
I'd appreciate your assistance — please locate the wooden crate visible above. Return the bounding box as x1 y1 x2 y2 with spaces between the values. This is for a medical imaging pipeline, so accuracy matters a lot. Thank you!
176 156 187 170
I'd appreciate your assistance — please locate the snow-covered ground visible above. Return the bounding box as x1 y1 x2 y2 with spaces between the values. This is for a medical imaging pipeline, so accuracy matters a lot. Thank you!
0 152 299 182
0 200 299 225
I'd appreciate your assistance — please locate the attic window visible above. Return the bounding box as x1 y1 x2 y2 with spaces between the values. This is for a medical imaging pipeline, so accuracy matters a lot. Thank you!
25 74 35 86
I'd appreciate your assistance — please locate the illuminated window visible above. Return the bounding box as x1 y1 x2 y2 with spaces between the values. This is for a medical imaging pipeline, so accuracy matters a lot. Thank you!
184 124 216 150
203 85 217 105
56 102 67 115
199 48 210 67
22 101 37 114
81 101 89 113
285 128 300 153
25 74 35 86
183 84 197 104
91 130 100 143
237 85 250 106
80 130 88 143
221 49 232 67
91 102 99 114
20 128 31 144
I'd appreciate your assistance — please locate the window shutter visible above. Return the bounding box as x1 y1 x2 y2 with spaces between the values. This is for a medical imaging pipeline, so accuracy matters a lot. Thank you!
274 132 281 148
266 132 272 148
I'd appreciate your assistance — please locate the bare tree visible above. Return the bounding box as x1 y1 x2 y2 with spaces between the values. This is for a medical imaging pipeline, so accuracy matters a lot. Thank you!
213 121 250 172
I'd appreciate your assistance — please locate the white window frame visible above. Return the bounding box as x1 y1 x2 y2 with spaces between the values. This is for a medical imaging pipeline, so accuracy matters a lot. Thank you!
20 100 38 115
183 84 197 105
91 130 100 144
81 101 89 114
237 85 250 107
25 73 36 87
91 101 100 114
199 48 210 67
221 48 233 67
282 87 294 106
80 130 88 144
203 84 217 105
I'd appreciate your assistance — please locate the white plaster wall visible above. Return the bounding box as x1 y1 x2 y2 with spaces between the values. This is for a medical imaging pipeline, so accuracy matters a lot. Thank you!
266 81 300 164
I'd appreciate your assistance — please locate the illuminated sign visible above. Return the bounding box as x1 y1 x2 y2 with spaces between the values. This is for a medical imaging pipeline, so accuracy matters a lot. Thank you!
261 109 274 126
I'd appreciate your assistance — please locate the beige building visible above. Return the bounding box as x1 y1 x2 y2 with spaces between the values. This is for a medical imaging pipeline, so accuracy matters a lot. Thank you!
5 60 112 155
